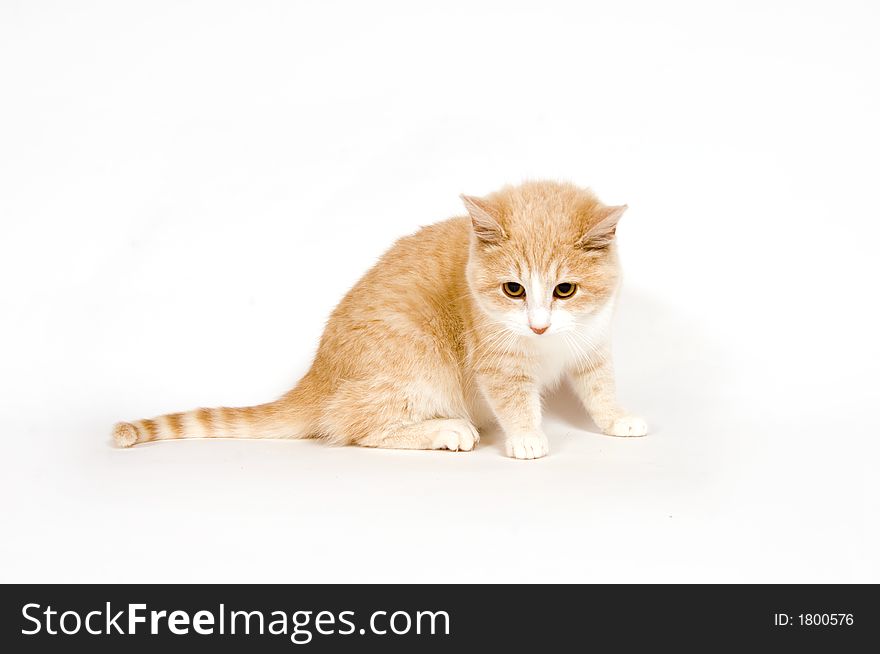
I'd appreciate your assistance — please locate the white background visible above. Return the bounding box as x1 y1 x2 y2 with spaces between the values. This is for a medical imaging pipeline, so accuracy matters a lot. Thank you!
1 1 878 583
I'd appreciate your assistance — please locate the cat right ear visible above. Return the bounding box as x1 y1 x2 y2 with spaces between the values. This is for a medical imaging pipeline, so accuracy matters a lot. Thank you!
461 194 506 244
577 204 627 250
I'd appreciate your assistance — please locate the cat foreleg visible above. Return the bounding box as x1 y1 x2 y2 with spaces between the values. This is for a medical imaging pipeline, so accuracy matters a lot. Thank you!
569 351 647 437
479 373 549 460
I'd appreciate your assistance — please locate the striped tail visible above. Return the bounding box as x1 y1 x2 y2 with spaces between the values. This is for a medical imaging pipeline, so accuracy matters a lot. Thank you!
112 400 305 448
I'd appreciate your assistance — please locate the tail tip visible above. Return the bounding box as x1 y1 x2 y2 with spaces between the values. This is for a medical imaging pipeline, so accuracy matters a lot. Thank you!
113 422 138 448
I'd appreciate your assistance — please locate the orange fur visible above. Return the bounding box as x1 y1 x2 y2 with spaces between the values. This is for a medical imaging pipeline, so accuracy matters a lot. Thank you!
113 181 646 459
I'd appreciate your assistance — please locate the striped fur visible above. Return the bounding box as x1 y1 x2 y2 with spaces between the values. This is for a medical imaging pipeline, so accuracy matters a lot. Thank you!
113 402 308 446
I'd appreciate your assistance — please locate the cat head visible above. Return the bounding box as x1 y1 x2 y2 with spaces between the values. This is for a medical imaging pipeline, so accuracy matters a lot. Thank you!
463 181 624 337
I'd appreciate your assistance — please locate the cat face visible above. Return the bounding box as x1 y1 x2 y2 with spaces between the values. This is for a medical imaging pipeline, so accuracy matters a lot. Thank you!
463 181 624 337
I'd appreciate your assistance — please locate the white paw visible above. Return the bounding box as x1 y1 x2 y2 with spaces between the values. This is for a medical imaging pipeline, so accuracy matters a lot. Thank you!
505 432 549 460
605 415 648 437
430 419 480 452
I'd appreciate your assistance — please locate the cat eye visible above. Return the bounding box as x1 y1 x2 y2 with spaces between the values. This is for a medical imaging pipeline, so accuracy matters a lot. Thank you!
553 283 577 299
502 282 525 298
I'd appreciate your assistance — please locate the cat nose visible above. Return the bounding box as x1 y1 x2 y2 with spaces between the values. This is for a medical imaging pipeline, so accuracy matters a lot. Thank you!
530 325 549 335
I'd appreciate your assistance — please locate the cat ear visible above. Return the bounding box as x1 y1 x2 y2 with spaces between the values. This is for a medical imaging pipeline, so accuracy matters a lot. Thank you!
461 194 506 244
577 204 627 250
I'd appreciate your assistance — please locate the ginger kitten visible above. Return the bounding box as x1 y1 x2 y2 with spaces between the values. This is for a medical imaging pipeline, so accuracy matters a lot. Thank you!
113 180 646 459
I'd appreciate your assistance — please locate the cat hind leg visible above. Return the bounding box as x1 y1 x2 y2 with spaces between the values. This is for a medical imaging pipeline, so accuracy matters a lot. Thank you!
318 376 478 451
356 418 479 451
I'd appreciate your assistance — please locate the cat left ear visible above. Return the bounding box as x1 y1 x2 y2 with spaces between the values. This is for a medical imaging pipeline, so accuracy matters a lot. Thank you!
577 204 627 250
461 194 507 244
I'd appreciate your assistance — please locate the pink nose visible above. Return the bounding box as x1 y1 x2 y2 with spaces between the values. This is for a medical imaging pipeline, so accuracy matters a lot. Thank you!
530 325 548 335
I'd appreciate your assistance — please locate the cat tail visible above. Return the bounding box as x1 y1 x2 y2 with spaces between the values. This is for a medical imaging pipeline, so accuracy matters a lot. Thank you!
111 394 313 448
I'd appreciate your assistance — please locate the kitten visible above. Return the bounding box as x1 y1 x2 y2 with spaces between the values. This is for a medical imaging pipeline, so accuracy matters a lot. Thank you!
113 180 647 459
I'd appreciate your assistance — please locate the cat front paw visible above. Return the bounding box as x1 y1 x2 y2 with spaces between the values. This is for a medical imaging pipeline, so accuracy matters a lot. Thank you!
605 415 648 437
505 432 549 460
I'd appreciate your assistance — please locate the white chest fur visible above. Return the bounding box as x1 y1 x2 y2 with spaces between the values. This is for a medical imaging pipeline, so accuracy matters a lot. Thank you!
530 335 577 389
528 300 614 390
465 299 615 426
